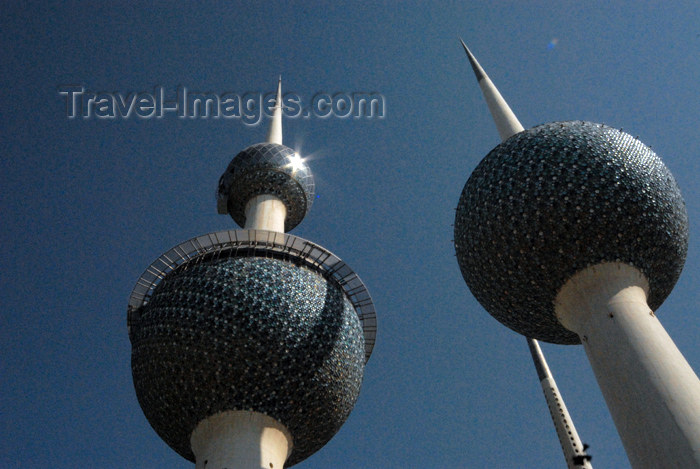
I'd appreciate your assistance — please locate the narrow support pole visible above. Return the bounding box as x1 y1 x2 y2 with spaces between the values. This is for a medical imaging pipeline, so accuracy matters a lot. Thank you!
527 338 593 468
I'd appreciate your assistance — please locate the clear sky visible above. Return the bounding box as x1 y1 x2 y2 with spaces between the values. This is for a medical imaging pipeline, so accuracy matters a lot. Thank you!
2 1 700 468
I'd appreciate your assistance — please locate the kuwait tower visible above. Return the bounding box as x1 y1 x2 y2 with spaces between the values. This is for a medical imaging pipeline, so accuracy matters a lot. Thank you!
127 79 377 468
454 42 700 468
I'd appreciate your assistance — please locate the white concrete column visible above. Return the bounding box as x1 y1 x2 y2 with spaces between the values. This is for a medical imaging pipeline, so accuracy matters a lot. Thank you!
555 262 700 469
191 410 293 469
244 194 287 232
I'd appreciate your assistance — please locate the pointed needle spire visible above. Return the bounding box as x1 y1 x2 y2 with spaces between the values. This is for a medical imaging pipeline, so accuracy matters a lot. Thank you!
266 76 283 145
459 39 524 142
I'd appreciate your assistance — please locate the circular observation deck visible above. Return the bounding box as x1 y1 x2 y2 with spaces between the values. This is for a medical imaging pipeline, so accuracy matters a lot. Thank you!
128 229 376 361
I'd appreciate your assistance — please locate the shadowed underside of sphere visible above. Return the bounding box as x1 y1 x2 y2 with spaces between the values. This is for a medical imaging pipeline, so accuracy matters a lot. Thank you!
454 121 688 344
129 255 364 466
217 143 315 231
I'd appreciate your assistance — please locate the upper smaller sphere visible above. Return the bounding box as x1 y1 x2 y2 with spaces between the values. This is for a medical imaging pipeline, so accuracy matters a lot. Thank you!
217 142 315 231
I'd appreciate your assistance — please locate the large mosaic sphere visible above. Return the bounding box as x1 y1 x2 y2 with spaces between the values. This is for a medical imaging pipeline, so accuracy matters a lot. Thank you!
217 142 315 231
129 254 365 466
454 121 688 344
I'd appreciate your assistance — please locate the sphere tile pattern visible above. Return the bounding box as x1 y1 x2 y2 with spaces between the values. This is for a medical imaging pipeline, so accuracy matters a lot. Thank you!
217 143 315 231
454 121 688 344
130 255 365 466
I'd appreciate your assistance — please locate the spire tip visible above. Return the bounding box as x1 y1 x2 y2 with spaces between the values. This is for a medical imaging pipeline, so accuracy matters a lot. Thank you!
459 39 485 82
266 78 284 145
458 41 524 141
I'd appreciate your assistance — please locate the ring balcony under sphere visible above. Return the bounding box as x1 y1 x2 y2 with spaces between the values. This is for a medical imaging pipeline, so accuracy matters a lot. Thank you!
454 121 688 344
217 143 315 231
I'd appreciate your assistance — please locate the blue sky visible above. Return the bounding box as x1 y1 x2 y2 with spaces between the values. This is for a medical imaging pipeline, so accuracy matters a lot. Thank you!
2 1 699 468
